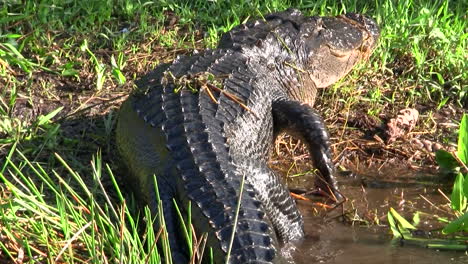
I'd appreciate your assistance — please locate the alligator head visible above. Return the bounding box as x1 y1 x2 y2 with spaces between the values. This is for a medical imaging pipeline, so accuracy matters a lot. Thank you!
220 9 379 106
297 12 379 85
285 9 380 104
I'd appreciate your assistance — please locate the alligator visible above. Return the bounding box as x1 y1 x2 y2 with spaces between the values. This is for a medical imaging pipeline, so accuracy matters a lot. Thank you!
116 8 379 263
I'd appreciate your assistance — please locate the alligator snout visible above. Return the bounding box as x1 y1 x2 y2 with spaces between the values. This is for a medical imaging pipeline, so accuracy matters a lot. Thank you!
343 13 380 54
344 13 380 42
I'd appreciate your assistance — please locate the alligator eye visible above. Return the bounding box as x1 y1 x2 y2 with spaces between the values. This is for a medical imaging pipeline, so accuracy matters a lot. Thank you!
255 39 263 47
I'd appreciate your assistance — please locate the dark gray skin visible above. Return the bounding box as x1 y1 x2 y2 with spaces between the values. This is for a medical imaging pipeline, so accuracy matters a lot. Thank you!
116 8 379 264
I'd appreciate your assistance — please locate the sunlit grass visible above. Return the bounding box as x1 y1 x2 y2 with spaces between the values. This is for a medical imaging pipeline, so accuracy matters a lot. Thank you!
0 149 167 263
1 0 466 106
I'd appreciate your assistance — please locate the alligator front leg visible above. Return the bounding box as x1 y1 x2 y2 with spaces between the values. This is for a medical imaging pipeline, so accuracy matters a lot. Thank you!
272 99 341 200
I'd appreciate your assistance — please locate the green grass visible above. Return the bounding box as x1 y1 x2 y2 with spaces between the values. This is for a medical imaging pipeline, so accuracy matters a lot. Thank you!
1 149 166 263
1 1 466 102
1 148 213 263
1 0 467 263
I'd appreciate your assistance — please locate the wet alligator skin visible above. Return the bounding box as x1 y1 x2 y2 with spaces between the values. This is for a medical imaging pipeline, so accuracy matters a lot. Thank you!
116 8 379 264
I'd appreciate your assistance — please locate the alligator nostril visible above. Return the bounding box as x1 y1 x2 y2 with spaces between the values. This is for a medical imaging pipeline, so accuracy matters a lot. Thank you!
363 18 380 41
344 13 380 41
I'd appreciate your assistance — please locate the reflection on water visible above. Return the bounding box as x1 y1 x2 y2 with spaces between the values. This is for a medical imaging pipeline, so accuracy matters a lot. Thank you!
285 169 468 264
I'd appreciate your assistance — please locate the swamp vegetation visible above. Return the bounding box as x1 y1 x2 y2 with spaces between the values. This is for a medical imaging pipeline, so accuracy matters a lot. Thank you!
0 0 467 263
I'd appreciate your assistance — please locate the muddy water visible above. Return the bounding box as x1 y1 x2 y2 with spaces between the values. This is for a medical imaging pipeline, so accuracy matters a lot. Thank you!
285 169 468 263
